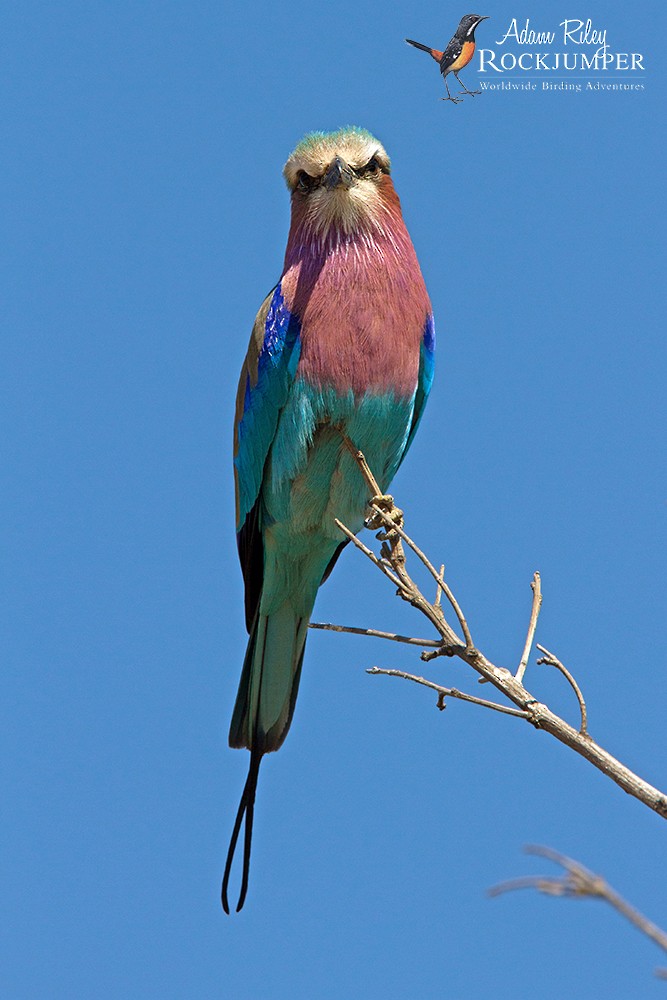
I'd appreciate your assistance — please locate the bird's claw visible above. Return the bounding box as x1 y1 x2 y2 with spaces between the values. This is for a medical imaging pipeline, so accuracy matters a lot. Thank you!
365 494 404 539
441 96 463 104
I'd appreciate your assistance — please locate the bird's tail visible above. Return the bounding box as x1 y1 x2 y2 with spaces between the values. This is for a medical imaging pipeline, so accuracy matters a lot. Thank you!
405 38 441 61
222 602 309 913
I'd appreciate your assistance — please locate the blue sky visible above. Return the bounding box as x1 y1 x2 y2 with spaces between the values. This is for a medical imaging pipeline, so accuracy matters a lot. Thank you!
2 1 665 997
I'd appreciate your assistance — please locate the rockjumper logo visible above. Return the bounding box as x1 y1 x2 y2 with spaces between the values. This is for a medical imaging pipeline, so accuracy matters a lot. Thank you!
479 18 645 74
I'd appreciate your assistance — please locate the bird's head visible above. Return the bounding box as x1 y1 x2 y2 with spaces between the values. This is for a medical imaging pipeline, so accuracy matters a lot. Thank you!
456 14 489 38
283 127 394 240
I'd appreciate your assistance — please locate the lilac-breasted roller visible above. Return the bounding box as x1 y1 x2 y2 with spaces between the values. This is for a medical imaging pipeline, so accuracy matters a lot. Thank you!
224 126 435 912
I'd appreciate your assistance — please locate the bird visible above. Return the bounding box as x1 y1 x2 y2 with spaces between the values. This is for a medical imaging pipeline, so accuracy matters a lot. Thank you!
223 126 435 913
406 15 489 103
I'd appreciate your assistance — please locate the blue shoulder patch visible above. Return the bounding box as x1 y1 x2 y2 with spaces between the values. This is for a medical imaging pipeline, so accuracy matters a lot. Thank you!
403 312 435 459
423 312 435 357
421 312 435 394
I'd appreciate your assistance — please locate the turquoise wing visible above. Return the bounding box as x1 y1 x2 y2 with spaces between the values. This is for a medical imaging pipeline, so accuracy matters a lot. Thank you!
233 283 301 628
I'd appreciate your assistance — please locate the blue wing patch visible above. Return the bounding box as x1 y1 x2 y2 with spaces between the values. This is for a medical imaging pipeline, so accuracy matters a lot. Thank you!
404 312 435 456
234 283 301 533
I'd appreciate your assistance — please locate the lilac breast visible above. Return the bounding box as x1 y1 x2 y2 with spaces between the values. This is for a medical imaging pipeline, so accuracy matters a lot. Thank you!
280 224 431 399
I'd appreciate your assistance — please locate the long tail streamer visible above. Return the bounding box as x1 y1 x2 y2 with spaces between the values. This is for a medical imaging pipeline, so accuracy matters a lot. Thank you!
221 748 263 913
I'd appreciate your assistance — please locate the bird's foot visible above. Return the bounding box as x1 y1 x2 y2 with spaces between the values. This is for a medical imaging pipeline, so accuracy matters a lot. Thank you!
366 494 404 539
459 88 481 96
440 95 463 104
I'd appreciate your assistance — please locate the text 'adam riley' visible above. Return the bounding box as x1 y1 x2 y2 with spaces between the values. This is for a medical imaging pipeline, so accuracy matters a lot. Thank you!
478 18 645 74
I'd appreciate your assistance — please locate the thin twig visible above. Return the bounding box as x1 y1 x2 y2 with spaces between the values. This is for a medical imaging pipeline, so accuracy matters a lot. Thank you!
516 572 542 684
490 846 667 976
340 433 467 648
367 667 532 719
308 622 442 648
340 433 383 497
433 569 473 650
333 518 404 590
370 506 452 593
369 507 473 648
536 644 588 736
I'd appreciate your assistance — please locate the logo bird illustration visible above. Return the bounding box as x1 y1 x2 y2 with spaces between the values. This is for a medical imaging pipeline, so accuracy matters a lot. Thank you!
407 14 489 103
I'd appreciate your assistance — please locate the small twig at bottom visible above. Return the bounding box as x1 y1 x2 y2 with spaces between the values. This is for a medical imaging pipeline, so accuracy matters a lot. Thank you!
490 845 667 978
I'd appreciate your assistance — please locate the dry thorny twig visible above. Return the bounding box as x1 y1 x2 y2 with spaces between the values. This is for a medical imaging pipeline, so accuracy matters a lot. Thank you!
490 845 667 979
310 444 667 819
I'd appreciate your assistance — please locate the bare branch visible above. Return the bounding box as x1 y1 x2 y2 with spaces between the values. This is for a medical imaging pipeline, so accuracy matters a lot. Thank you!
309 622 442 648
325 447 667 822
366 667 532 719
536 644 588 736
516 572 542 684
490 846 667 976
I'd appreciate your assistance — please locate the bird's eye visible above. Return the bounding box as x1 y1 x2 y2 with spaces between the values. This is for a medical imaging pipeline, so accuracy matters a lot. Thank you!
352 156 384 179
360 156 383 176
296 170 315 193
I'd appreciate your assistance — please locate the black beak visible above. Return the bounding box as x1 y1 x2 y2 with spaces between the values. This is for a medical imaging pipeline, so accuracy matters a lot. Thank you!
324 155 355 191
